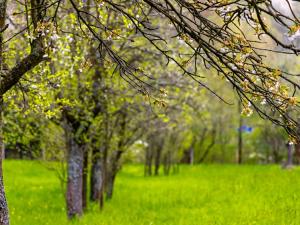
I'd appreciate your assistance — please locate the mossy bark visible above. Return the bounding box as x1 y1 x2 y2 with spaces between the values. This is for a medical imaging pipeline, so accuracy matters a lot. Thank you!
0 97 9 225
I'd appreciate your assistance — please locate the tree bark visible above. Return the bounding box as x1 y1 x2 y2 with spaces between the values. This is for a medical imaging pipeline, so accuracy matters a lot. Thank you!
287 144 293 166
82 148 88 210
90 151 105 206
0 97 9 225
106 150 122 200
295 119 300 164
105 172 116 200
294 143 300 164
65 121 83 219
283 142 293 169
90 144 106 209
154 147 162 176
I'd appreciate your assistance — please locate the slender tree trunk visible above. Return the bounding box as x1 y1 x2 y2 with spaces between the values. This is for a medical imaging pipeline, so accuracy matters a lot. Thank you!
295 143 300 165
0 97 9 225
154 147 161 176
90 157 104 203
237 101 243 164
189 138 196 165
105 173 116 200
285 142 293 168
100 144 108 208
101 153 107 208
163 151 171 176
82 148 88 210
90 146 105 209
295 119 300 164
189 147 194 165
144 148 153 176
65 122 83 219
199 129 216 163
106 150 122 199
282 142 293 169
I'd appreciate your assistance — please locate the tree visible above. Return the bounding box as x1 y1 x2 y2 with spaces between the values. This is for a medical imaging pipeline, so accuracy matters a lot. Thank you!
100 0 300 137
0 1 48 223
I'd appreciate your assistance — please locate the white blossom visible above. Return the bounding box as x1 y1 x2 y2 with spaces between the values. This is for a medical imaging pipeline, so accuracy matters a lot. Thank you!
287 29 300 43
228 63 238 71
260 98 267 105
219 6 231 19
51 34 60 41
220 47 229 53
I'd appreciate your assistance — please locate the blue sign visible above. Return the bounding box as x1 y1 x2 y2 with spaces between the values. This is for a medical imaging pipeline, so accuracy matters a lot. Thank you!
238 125 253 133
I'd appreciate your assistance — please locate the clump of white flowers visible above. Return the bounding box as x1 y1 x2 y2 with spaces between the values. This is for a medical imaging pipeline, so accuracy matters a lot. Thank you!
242 105 253 117
260 98 267 105
217 6 232 21
228 63 238 71
220 47 230 53
287 29 300 43
286 24 300 45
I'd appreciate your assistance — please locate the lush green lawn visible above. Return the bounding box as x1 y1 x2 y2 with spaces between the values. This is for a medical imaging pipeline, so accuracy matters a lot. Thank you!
4 160 300 225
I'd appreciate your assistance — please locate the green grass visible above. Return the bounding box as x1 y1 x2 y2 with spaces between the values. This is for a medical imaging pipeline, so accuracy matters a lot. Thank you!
4 160 300 225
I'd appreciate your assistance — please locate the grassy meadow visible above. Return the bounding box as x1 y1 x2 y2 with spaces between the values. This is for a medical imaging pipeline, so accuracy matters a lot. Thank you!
4 160 300 225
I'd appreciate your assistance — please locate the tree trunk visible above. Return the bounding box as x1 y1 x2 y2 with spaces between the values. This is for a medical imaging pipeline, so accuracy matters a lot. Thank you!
284 142 293 168
288 144 293 166
237 101 243 164
144 148 153 176
163 151 171 176
189 147 194 165
0 97 9 225
106 150 122 200
282 142 293 169
295 119 300 164
65 123 83 219
294 143 300 164
90 146 105 208
82 148 88 210
154 147 161 176
105 173 116 200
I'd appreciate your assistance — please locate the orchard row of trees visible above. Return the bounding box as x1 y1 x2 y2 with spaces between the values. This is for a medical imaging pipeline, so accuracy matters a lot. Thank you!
1 0 300 224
